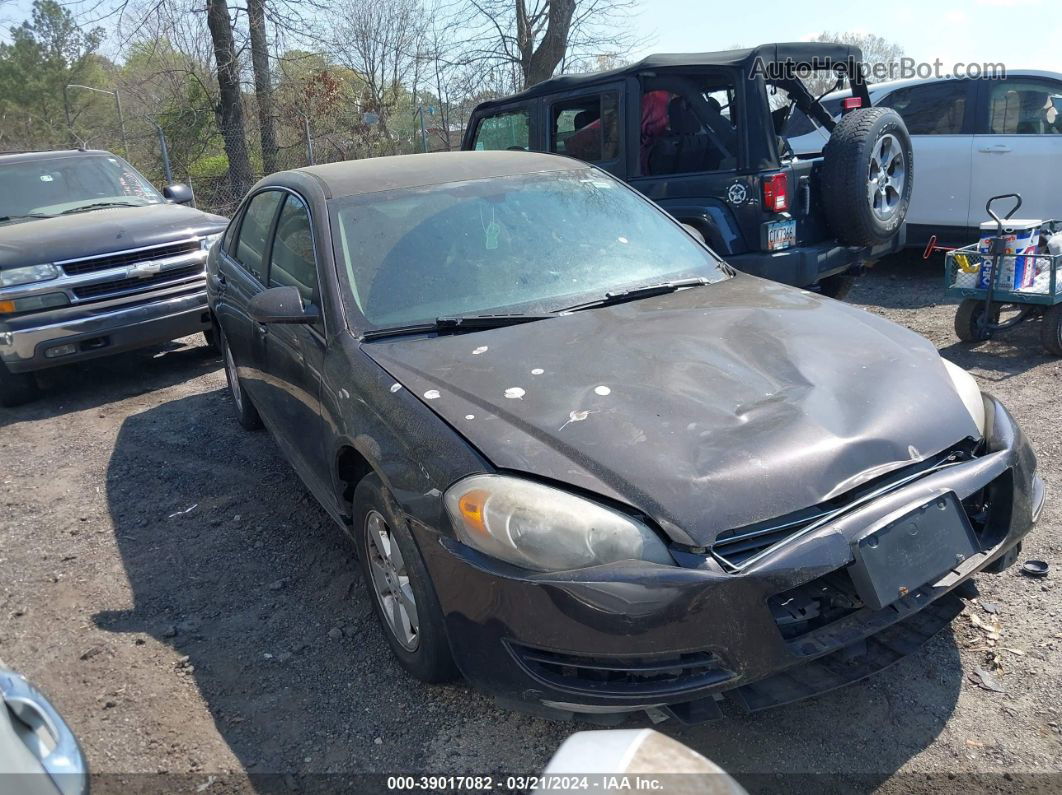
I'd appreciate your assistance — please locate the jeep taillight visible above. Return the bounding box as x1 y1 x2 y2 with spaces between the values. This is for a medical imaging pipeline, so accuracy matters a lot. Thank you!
762 173 788 213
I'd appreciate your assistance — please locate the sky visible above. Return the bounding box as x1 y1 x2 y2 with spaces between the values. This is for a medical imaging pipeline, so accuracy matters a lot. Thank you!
1 0 1058 74
632 0 1059 73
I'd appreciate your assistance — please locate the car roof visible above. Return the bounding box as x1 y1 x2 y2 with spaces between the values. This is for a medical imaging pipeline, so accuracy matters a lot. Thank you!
819 70 1062 102
472 42 864 111
289 151 586 199
0 148 116 164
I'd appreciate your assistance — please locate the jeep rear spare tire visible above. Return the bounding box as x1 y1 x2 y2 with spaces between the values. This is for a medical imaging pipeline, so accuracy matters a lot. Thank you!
820 107 913 247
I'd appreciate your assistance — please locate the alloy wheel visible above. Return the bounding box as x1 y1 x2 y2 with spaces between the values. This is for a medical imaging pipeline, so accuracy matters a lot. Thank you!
364 509 420 651
867 133 907 222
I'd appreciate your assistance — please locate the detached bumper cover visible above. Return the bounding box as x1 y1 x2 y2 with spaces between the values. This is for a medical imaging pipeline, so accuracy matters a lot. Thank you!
0 288 210 373
412 394 1040 722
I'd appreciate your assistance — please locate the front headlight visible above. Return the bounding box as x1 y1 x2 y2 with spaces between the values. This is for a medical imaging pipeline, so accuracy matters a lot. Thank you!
0 263 59 287
200 232 223 251
444 474 673 572
942 359 985 436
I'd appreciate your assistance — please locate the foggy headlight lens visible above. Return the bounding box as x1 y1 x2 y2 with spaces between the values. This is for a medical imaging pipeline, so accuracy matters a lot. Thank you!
444 474 673 572
1 263 59 287
942 359 985 436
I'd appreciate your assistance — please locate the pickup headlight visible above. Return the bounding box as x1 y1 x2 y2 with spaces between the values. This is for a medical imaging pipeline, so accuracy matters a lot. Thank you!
200 232 223 251
0 263 59 287
444 474 673 572
942 359 985 436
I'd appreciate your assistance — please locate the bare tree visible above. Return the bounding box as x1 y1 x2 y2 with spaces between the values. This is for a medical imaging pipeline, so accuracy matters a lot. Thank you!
450 0 640 90
247 0 278 173
205 0 253 194
330 0 427 155
805 31 905 96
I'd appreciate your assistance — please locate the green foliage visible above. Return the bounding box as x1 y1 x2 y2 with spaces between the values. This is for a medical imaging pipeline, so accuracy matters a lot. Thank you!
0 0 109 149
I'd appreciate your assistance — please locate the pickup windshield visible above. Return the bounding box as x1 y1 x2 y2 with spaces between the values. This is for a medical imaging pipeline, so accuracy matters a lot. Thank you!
330 168 729 329
0 154 163 221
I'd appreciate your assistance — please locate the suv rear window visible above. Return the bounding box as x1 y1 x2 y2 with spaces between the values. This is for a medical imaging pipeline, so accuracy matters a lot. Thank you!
879 82 968 135
550 94 619 162
471 110 530 151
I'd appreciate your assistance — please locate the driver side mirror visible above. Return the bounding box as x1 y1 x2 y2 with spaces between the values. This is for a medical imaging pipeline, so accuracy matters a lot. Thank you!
163 183 194 206
681 223 706 244
249 286 319 325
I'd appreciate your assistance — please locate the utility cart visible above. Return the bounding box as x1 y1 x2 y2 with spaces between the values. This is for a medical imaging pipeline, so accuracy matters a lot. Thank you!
945 194 1062 355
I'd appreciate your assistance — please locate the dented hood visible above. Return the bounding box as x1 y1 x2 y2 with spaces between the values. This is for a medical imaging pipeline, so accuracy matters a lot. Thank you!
363 275 979 546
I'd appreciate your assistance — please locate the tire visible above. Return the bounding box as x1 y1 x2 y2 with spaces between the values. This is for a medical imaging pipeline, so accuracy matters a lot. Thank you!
1041 304 1062 356
0 362 39 408
820 107 914 247
816 273 856 301
954 299 1001 343
219 326 262 430
203 326 220 353
352 473 457 683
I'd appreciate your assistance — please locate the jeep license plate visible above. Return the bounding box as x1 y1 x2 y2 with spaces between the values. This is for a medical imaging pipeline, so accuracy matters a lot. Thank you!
766 219 796 251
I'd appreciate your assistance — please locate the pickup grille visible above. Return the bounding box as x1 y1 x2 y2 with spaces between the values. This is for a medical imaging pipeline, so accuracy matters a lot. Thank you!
59 240 202 276
72 263 203 300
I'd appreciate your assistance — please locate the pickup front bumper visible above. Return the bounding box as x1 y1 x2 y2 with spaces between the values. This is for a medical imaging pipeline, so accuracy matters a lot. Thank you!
0 288 211 373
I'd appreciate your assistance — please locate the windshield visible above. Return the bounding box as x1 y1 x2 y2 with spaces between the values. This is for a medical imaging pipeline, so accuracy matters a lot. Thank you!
331 169 728 329
0 154 163 221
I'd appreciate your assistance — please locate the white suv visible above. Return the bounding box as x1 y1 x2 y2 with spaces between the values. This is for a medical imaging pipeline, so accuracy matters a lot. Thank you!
786 71 1062 247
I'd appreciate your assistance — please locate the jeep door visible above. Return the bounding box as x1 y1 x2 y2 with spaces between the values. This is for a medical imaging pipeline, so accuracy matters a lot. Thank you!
543 84 625 178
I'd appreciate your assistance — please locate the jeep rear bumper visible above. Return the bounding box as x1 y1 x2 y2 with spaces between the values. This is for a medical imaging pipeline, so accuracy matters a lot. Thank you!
728 230 904 288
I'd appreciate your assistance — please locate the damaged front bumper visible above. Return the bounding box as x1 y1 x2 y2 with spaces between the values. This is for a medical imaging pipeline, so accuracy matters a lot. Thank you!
413 394 1042 724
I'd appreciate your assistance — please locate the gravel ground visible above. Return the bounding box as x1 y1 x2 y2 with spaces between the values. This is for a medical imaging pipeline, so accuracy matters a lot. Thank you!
1 254 1060 793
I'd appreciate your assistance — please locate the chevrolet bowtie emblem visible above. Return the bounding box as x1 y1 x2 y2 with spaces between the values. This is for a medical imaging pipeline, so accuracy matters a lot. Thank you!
128 261 163 278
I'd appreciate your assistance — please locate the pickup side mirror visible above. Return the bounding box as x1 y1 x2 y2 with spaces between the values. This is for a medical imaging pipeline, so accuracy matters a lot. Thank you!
162 183 194 205
249 286 319 325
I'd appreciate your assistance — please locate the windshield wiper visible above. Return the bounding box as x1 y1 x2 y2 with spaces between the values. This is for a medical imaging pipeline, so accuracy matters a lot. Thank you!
362 313 553 341
0 213 51 224
557 277 712 313
60 201 139 215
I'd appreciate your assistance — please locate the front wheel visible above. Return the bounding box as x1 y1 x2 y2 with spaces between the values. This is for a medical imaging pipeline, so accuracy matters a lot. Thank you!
954 299 1001 343
0 363 40 408
352 473 457 683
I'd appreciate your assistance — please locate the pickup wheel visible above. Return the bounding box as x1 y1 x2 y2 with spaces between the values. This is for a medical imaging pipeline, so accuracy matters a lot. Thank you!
219 326 263 430
821 108 913 247
0 363 39 408
352 472 458 683
1041 304 1062 356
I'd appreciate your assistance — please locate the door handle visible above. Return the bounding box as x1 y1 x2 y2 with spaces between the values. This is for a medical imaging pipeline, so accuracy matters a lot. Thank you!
978 145 1012 154
215 272 227 291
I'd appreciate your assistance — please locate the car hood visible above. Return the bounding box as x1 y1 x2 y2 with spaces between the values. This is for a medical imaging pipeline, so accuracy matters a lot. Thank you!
363 276 979 546
0 203 227 268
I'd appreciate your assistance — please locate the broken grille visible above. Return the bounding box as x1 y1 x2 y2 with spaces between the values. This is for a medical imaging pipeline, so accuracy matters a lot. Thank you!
711 443 981 572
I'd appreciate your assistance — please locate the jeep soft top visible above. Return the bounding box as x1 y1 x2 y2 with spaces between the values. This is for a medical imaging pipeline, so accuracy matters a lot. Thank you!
463 42 912 298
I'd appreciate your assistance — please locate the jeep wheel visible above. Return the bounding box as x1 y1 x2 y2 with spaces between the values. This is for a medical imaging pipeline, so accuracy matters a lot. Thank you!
0 362 40 408
821 108 913 247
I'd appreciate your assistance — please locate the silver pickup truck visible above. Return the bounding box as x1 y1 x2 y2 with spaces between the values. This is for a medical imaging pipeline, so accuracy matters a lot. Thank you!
0 149 228 406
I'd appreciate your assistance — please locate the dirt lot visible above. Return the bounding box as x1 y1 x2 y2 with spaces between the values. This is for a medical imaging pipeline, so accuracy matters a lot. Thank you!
2 255 1061 793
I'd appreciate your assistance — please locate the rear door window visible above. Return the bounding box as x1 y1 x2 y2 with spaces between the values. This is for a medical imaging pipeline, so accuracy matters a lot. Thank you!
983 79 1062 134
234 190 283 282
471 109 531 151
549 94 619 163
878 81 969 134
